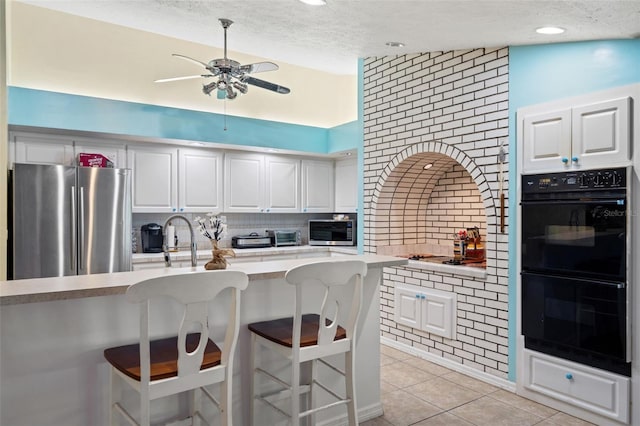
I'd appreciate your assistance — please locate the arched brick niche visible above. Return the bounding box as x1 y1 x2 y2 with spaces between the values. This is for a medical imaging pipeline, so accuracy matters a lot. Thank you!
370 142 495 256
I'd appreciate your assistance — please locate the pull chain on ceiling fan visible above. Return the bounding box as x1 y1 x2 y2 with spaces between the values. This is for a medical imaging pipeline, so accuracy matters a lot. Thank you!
155 18 291 100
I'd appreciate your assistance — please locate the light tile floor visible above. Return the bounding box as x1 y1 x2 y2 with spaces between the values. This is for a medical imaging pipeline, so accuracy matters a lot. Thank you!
361 345 595 426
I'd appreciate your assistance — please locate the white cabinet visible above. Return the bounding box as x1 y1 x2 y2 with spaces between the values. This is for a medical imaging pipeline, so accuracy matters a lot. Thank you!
522 349 630 423
301 159 334 213
334 157 357 213
129 146 222 213
178 148 223 213
521 97 630 172
224 152 300 213
265 155 300 212
10 132 127 168
394 284 456 339
128 146 178 213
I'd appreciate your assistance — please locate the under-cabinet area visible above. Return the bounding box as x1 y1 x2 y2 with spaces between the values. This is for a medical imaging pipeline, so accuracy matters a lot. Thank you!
7 128 358 215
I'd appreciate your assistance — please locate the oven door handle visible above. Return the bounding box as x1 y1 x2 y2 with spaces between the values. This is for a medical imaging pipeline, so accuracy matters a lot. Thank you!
521 271 626 289
521 199 625 206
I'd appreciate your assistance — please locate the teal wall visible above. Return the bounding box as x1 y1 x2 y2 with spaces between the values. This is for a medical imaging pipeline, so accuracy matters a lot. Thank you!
507 39 640 381
8 86 359 154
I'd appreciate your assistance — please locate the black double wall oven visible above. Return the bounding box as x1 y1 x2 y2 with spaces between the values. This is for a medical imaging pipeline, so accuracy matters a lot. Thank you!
521 167 631 376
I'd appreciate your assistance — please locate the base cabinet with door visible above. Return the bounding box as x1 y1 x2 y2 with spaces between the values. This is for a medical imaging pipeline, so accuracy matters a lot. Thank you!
520 94 630 173
519 349 630 424
394 283 456 339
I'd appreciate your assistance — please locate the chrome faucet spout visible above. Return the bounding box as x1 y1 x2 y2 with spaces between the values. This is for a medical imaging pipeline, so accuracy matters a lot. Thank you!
163 215 198 267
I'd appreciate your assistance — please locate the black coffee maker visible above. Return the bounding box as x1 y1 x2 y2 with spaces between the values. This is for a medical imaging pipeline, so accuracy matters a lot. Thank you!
141 223 164 253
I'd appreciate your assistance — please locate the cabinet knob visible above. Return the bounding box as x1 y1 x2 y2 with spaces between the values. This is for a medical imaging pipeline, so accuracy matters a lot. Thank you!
561 157 569 164
179 208 184 212
571 156 579 163
415 294 420 299
565 373 573 380
421 294 426 299
172 208 177 212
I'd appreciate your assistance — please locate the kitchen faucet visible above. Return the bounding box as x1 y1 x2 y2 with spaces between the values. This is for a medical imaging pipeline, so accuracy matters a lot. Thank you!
163 215 198 267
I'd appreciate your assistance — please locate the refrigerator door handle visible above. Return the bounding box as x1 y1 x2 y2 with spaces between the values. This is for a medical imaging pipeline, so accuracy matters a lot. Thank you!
71 186 77 271
79 186 85 271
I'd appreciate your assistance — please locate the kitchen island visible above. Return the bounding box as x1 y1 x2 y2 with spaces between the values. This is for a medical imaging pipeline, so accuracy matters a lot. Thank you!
0 254 406 426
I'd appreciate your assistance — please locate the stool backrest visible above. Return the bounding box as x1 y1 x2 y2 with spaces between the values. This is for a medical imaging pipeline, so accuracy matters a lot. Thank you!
126 270 248 383
285 260 367 352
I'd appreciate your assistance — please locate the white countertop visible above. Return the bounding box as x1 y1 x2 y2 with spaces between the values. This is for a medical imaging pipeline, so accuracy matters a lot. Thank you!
132 245 357 264
0 254 406 305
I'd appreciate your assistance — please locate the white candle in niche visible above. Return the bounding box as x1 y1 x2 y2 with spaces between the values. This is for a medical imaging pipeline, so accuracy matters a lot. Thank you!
166 225 176 249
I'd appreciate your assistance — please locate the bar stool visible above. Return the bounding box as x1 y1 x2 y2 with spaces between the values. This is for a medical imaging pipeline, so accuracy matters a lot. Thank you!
247 259 367 425
103 270 248 426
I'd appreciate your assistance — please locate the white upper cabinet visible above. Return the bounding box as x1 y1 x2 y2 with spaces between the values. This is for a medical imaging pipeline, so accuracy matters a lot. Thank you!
301 159 334 213
334 157 357 213
224 152 301 213
520 96 631 173
130 146 222 213
11 132 75 167
224 152 264 212
264 155 300 212
178 148 223 213
128 146 178 213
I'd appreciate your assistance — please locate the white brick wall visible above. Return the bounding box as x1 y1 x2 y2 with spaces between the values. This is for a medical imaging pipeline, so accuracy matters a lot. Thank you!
364 48 510 378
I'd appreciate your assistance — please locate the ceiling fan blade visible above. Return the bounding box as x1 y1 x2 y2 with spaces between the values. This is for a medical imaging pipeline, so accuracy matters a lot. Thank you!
244 76 290 94
154 75 211 83
239 62 279 74
172 53 209 68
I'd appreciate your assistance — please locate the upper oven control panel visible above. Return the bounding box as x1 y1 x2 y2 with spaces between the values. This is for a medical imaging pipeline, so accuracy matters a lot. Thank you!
522 167 627 194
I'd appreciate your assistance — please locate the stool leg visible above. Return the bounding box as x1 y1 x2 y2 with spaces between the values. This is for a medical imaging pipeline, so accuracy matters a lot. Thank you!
309 359 317 426
291 359 301 426
249 333 257 426
345 350 357 425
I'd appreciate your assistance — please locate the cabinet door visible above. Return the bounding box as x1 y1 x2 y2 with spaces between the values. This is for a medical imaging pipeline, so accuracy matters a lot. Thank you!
521 109 572 172
179 149 223 213
128 146 178 213
224 152 264 212
394 286 421 329
572 97 630 169
11 133 74 166
265 155 300 212
421 291 456 339
334 157 357 213
301 159 334 212
74 140 127 168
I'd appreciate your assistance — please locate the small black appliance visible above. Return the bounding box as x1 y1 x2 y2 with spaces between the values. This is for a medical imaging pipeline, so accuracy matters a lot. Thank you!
141 223 164 253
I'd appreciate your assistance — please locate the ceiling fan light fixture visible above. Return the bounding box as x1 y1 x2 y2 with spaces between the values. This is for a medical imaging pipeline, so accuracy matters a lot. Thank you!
298 0 326 5
233 81 248 94
386 41 405 48
202 82 217 95
226 86 237 100
536 26 565 35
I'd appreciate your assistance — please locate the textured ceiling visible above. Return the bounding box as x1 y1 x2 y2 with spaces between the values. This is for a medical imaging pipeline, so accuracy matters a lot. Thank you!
17 0 640 75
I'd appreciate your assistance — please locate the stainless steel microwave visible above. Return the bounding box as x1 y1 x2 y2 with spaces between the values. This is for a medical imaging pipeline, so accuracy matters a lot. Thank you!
308 220 356 246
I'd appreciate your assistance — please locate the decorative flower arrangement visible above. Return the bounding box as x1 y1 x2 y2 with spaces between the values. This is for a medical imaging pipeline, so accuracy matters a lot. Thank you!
194 213 235 270
195 213 227 242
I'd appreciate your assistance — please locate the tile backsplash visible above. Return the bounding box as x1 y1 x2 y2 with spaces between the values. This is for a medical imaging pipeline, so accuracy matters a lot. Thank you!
132 212 334 252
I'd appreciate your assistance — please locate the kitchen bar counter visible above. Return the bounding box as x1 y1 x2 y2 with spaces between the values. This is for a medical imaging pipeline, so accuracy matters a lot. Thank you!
0 255 406 426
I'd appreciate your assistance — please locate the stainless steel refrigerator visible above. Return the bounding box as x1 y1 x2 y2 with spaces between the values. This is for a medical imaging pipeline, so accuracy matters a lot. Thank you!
10 163 132 279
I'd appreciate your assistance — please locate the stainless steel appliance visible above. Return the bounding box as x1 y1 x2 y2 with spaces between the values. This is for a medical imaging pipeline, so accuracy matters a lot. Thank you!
9 163 132 279
232 233 272 249
520 166 631 376
141 223 163 253
309 219 356 246
267 229 301 247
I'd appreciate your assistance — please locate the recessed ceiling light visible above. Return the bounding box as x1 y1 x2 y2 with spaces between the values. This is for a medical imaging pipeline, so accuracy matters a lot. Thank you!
536 26 565 35
423 163 433 170
298 0 326 5
386 41 405 48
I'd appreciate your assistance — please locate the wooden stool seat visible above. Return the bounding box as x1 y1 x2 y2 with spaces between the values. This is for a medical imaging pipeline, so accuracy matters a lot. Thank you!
104 333 221 382
248 314 346 348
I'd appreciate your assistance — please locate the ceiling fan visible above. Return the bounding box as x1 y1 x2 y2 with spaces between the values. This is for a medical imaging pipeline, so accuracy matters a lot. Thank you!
155 18 290 100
